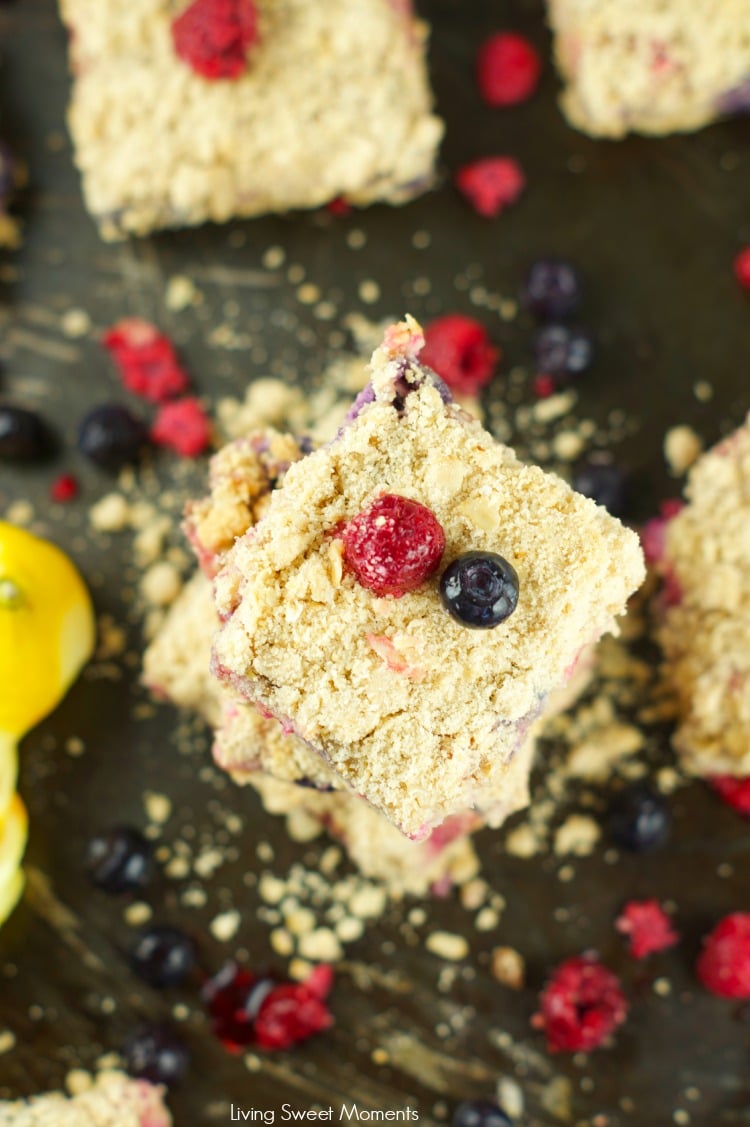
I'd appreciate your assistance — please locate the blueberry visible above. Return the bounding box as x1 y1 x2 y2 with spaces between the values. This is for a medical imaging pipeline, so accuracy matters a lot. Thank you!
131 925 197 987
522 259 582 320
453 1100 514 1127
607 783 671 852
85 827 154 894
122 1024 190 1087
440 551 519 628
533 324 594 381
572 461 627 517
0 405 55 463
77 404 148 470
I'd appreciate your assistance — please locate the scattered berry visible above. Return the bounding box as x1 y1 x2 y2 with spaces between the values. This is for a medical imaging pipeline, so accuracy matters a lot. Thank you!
696 913 750 999
532 374 555 399
522 258 582 321
733 246 750 291
476 32 541 107
85 827 155 894
103 319 189 403
572 460 627 517
50 473 79 503
533 324 594 382
0 405 54 463
326 196 352 217
607 783 671 853
533 955 628 1053
455 157 525 219
78 404 149 470
122 1024 190 1087
440 551 519 628
452 1099 513 1127
616 899 679 959
203 961 334 1051
421 315 499 396
151 397 212 457
171 0 259 80
341 494 445 597
131 925 197 987
709 775 750 817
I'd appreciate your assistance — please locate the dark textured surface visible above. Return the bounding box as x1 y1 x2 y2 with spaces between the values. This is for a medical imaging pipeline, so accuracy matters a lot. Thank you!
1 1 750 1124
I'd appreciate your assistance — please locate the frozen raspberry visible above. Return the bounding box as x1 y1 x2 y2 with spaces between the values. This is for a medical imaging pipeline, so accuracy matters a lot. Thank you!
50 473 79 503
696 913 750 998
151 397 212 457
326 196 352 217
616 899 679 959
341 494 445 597
104 319 189 404
455 157 525 219
203 961 333 1051
171 0 259 80
476 32 542 107
709 775 750 817
533 955 628 1053
733 246 750 291
421 315 499 396
533 374 555 399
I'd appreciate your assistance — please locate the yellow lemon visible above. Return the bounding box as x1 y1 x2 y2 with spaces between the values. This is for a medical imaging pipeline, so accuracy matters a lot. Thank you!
0 521 95 742
0 794 27 925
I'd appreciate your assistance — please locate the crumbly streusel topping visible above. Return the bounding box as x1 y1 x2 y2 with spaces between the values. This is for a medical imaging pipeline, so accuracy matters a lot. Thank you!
212 322 645 835
0 1071 170 1127
658 414 750 775
59 0 443 238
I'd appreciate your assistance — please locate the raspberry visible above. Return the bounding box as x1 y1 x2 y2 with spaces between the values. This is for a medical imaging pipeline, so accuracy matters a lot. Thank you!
341 494 445 597
171 0 259 80
203 961 333 1052
696 913 750 998
326 196 352 217
616 899 679 959
421 315 499 396
151 397 212 457
532 955 628 1053
103 319 189 404
50 473 79 503
455 157 525 219
733 246 750 291
476 32 542 107
709 775 750 817
533 374 555 399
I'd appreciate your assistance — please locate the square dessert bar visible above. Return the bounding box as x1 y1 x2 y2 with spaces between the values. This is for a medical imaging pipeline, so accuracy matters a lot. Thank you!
654 416 750 778
59 0 443 240
0 1071 170 1127
547 0 750 137
212 319 645 837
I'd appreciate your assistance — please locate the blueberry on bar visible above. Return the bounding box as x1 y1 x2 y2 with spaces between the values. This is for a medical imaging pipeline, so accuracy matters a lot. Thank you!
210 319 645 837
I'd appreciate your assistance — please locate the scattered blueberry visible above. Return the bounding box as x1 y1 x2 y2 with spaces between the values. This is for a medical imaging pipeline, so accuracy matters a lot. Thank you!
440 551 519 628
85 827 154 894
522 259 582 321
77 404 148 470
453 1100 514 1127
533 324 594 382
0 405 54 463
607 783 671 853
131 925 197 987
572 460 628 517
122 1024 190 1087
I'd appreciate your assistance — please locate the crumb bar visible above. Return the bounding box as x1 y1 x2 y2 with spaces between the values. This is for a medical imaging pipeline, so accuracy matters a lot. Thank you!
654 416 750 777
59 0 443 240
0 1072 170 1127
211 319 645 836
547 0 750 138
